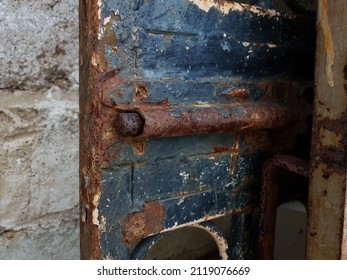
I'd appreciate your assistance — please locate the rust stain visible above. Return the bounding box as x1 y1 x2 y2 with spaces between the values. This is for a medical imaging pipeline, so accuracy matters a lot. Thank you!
80 0 104 259
310 114 347 177
6 231 15 241
79 0 124 259
98 68 121 93
229 134 240 175
133 85 148 102
133 141 145 155
122 202 165 245
319 0 335 87
213 146 229 153
223 89 249 100
91 49 109 72
101 11 118 45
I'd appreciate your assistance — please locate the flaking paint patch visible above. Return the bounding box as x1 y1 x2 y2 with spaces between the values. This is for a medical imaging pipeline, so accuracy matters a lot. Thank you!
319 127 342 148
92 208 99 226
179 171 190 183
92 194 100 226
240 41 278 48
188 0 281 17
97 0 102 20
177 197 185 206
162 213 232 233
103 16 111 25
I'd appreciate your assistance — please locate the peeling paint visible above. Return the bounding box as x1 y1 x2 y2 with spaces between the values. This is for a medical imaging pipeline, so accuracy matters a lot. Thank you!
192 222 229 260
97 0 102 20
319 127 342 147
92 194 101 226
80 0 315 259
162 213 231 233
92 194 100 207
188 0 281 17
179 171 190 182
92 208 100 226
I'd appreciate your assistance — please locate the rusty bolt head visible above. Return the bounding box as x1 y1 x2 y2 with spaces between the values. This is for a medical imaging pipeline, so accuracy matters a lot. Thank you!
116 112 144 136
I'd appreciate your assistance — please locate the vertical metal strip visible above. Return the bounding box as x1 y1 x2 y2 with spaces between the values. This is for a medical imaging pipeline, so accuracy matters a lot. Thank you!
306 0 347 260
79 0 104 259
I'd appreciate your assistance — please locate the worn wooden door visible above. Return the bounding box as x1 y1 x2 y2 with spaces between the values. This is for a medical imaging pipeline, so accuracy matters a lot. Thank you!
80 0 314 259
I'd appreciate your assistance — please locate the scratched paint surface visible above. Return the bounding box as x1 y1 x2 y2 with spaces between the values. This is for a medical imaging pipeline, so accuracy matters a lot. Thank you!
80 0 315 259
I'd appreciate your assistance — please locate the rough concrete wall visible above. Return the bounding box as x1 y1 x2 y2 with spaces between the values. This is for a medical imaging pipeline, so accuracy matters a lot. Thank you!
0 0 79 259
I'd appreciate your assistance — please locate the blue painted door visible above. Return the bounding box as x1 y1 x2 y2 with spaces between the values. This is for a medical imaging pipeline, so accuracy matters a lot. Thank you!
80 0 315 259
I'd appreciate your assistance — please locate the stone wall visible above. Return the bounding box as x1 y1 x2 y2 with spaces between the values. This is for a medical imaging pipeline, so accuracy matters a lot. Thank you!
0 0 79 259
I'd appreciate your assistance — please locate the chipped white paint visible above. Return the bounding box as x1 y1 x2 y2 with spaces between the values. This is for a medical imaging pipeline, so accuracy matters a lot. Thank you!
97 0 102 20
177 197 185 206
240 40 278 49
194 101 212 107
192 223 229 260
103 16 111 25
92 208 99 226
179 171 190 183
99 10 119 40
188 0 282 17
92 194 100 226
162 213 229 232
92 194 100 207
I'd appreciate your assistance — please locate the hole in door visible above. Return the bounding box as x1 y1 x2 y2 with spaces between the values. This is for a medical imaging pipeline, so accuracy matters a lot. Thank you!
131 217 232 260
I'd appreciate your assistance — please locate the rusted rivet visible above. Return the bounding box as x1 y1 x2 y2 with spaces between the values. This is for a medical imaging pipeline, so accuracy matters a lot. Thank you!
116 112 144 136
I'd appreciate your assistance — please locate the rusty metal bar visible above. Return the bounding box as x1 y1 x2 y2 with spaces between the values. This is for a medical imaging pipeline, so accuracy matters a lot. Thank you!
306 0 347 260
258 154 309 259
116 103 299 139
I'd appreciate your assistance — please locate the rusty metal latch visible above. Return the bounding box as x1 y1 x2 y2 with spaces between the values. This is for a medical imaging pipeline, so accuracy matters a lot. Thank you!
116 103 299 138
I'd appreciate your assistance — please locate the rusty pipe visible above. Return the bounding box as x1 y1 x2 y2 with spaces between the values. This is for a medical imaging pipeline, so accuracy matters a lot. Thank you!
116 103 299 139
